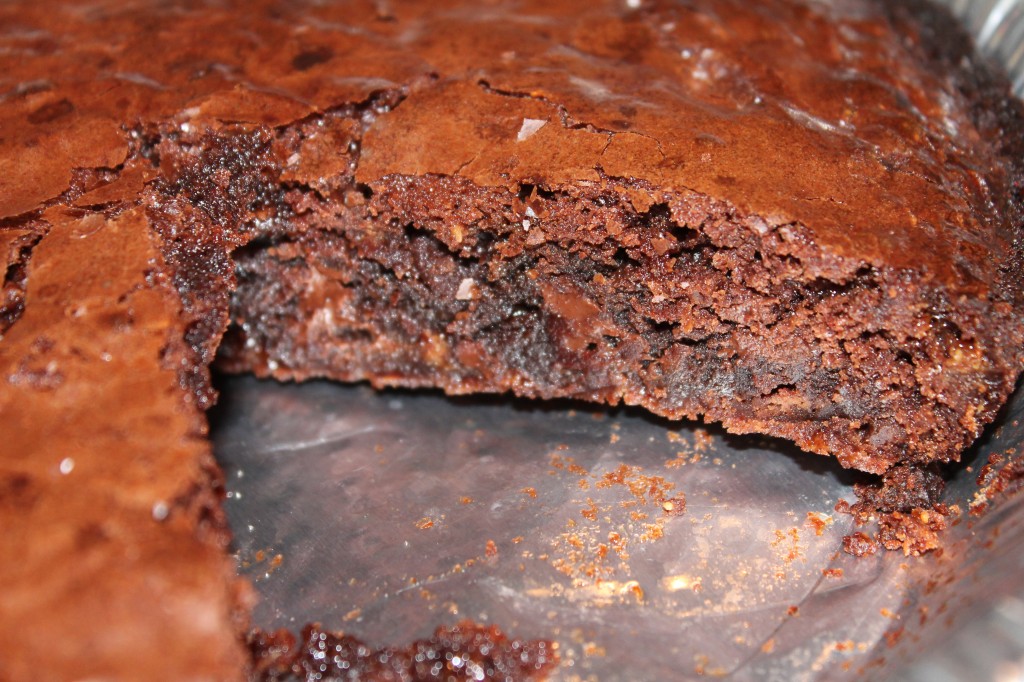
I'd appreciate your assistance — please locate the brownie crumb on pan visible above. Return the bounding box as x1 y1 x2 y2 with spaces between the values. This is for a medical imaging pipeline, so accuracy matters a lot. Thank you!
1 0 1022 679
836 464 953 557
248 621 557 681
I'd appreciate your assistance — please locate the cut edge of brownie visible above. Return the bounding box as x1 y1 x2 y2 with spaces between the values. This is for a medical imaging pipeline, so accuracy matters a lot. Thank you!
202 139 1020 476
134 1 1020 479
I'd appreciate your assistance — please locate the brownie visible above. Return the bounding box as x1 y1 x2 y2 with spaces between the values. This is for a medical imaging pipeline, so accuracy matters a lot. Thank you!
0 0 1022 679
248 621 558 681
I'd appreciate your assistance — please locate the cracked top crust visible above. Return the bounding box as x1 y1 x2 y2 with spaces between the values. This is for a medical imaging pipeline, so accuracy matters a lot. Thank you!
1 0 1021 301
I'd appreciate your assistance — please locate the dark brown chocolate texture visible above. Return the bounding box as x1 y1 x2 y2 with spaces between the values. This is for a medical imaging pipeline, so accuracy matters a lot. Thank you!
248 621 558 681
0 0 1022 679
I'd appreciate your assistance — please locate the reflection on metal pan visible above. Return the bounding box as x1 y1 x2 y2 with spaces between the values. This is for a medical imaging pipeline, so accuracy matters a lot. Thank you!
941 0 1024 93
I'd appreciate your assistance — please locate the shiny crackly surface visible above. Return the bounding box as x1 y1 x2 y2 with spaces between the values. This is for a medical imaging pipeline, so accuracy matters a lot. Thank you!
0 0 1018 293
0 207 250 680
0 1 1023 681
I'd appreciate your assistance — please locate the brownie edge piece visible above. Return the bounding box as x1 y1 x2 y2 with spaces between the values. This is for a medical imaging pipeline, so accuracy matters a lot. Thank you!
0 0 1022 680
214 0 1024 476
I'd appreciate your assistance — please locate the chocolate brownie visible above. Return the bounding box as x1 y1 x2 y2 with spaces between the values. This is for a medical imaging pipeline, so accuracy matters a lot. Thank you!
0 0 1021 679
248 621 558 680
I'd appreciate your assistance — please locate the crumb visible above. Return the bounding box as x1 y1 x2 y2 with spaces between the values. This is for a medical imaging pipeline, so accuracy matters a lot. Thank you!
877 508 947 556
805 511 833 536
842 531 878 556
693 428 713 452
661 493 687 516
884 626 905 647
621 580 644 603
771 528 802 563
971 450 1024 515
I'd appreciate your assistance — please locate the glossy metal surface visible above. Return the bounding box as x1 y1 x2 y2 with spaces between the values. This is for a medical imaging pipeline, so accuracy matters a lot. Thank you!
944 0 1024 93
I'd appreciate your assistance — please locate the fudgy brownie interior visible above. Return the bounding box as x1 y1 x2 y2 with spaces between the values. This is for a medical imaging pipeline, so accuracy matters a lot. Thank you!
138 92 1021 479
